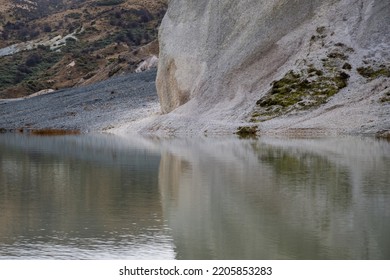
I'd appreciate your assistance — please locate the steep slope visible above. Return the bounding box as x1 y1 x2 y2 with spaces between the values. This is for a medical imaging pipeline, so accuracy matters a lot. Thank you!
155 0 390 136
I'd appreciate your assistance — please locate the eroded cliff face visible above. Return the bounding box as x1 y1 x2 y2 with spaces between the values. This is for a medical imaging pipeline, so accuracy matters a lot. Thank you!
155 0 390 136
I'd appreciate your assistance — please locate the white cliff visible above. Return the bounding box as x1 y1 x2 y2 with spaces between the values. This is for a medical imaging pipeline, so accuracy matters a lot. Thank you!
152 0 390 136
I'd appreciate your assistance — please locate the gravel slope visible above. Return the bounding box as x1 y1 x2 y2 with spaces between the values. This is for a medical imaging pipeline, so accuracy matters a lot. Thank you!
0 70 160 133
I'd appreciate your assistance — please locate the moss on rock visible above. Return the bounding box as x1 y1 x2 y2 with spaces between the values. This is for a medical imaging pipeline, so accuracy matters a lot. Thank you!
342 63 352 70
255 69 349 111
249 40 355 123
357 65 390 80
236 126 258 138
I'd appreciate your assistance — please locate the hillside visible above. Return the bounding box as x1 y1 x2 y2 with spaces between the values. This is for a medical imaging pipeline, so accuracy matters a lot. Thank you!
153 0 390 137
0 0 166 98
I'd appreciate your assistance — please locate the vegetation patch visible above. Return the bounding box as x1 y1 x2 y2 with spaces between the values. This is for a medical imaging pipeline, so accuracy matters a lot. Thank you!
327 51 348 60
66 13 82 20
376 130 390 140
342 63 352 70
250 41 353 123
316 26 326 34
236 126 258 138
310 26 328 43
357 65 390 80
0 49 62 96
253 68 349 121
29 129 81 136
95 0 125 6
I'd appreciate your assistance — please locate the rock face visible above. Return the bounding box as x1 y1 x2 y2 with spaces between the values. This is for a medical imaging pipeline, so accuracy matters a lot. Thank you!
156 0 390 135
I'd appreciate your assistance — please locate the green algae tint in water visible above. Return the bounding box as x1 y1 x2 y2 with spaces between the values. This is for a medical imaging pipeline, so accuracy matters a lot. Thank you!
0 134 389 259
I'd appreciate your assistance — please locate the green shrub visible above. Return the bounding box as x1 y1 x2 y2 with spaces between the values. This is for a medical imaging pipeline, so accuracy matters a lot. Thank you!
236 126 258 138
357 65 390 79
66 13 82 19
0 49 61 93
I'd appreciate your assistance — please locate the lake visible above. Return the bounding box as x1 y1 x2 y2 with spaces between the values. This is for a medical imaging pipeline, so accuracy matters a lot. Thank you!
0 133 389 259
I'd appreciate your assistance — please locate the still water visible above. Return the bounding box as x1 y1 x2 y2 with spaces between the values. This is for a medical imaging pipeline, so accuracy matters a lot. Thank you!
0 134 389 259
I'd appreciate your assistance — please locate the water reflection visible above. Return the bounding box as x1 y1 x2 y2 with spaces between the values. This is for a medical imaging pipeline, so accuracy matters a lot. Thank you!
0 134 389 259
0 134 174 259
157 137 390 259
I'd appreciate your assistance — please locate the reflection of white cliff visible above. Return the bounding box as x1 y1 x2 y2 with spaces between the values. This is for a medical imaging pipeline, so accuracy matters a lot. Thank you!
154 0 390 135
158 137 390 259
1 134 389 259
